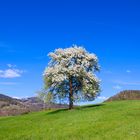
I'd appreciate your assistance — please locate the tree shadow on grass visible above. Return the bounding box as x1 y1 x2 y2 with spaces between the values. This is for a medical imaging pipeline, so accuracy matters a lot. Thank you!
46 108 69 115
46 103 105 115
76 103 105 110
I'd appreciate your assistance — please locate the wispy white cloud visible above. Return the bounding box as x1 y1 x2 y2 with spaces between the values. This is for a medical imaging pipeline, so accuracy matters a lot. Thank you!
0 69 24 78
121 82 140 86
103 70 112 74
0 42 18 53
12 96 29 99
113 80 140 86
0 82 18 85
126 70 131 73
12 96 21 99
113 85 122 90
7 64 16 68
0 64 25 78
97 96 109 100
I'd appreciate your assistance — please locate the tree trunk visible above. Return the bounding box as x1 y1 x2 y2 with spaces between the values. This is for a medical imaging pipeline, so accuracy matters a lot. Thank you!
69 77 73 109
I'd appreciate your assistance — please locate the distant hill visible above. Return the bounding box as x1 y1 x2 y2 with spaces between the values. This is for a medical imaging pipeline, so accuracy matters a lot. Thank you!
21 97 69 111
106 90 140 102
0 94 69 116
0 94 19 103
0 94 29 116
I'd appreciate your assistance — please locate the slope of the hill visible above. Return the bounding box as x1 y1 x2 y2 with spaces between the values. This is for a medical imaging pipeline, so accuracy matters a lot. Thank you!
0 100 140 140
0 94 29 116
0 94 69 116
106 90 140 102
0 94 21 105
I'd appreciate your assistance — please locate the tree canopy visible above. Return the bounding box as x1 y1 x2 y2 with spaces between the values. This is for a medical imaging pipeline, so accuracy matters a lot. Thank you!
44 45 100 109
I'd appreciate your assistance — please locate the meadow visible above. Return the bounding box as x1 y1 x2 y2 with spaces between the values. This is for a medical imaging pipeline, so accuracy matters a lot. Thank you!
0 100 140 140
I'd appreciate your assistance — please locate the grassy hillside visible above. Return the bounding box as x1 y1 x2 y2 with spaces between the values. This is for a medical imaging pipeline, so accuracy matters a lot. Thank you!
0 100 140 140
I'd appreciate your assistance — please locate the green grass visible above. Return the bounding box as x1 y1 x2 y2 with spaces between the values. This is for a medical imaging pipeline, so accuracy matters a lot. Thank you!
0 100 140 140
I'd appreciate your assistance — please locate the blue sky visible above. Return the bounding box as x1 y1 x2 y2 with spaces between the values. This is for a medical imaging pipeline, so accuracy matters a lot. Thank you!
0 0 140 103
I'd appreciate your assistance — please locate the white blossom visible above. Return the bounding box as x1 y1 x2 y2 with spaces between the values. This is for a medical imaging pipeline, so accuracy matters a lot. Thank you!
44 45 100 103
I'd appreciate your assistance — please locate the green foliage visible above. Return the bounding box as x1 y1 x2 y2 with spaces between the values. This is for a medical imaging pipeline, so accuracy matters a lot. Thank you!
37 90 53 104
0 101 140 140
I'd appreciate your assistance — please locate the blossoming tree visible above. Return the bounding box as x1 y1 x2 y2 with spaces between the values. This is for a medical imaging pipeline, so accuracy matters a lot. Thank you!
44 45 100 109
